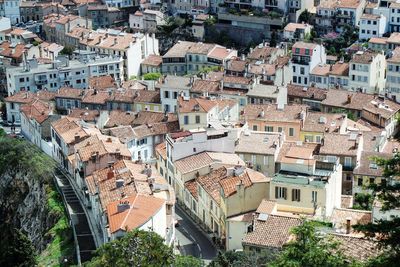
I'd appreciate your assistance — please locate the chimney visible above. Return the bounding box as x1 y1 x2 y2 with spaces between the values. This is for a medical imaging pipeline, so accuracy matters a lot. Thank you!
116 178 124 188
117 201 130 213
113 38 117 46
106 137 112 142
347 94 352 104
74 133 79 142
346 218 351 234
258 108 265 118
107 168 115 180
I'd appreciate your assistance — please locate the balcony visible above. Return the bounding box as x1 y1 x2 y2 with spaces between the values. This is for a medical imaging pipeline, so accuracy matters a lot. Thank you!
34 78 47 85
292 58 310 65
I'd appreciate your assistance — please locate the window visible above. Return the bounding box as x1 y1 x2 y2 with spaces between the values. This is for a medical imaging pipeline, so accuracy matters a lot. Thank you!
381 178 387 186
316 136 321 143
344 157 352 167
263 156 269 165
312 191 318 203
358 177 363 186
173 92 178 99
289 128 294 136
184 115 189 125
369 177 375 184
164 91 170 98
275 186 287 199
253 125 258 131
195 115 200 124
305 49 310 55
292 66 296 72
265 126 273 132
292 189 301 202
300 67 305 75
251 155 256 164
278 127 283 132
295 48 300 54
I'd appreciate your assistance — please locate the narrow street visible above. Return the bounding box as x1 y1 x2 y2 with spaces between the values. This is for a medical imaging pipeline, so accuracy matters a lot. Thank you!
175 205 217 262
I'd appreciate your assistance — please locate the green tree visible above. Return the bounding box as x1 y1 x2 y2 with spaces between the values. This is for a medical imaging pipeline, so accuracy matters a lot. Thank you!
270 220 351 267
143 73 162 81
354 154 400 265
298 9 312 24
270 31 277 48
353 193 373 210
0 225 37 267
210 250 276 267
174 255 204 267
85 230 174 267
60 46 74 56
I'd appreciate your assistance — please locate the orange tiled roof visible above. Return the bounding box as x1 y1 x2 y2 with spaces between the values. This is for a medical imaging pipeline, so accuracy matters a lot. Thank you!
20 99 52 124
107 194 165 234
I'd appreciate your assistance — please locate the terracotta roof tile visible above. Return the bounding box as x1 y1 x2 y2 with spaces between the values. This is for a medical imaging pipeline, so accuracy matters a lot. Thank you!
248 46 278 61
155 142 167 160
175 152 214 174
68 108 100 122
322 90 375 111
319 133 360 156
242 215 302 248
184 180 198 200
333 235 381 262
256 199 277 214
178 96 236 113
89 76 117 90
191 80 220 93
235 131 281 155
243 104 308 122
141 54 162 66
353 151 390 176
331 208 372 232
107 194 165 234
302 112 346 133
287 84 327 101
350 51 379 64
20 99 52 124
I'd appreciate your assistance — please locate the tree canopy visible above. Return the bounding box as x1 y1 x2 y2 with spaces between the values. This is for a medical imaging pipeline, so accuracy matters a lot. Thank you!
0 225 37 267
353 154 400 265
270 220 351 267
84 230 203 267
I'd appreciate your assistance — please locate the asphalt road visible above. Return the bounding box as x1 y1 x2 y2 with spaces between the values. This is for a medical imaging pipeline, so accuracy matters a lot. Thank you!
175 205 217 261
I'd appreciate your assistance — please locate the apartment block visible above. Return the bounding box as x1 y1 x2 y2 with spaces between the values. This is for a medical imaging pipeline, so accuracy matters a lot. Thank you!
235 131 284 176
65 28 159 79
359 14 387 40
389 2 400 32
386 47 400 102
177 96 239 131
348 51 386 94
291 42 327 86
242 103 308 141
161 41 237 75
273 141 342 218
159 76 193 113
6 54 124 95
20 99 60 155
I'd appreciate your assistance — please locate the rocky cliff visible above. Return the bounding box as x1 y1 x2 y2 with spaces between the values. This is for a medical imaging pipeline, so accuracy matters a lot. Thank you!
0 170 59 251
0 137 58 252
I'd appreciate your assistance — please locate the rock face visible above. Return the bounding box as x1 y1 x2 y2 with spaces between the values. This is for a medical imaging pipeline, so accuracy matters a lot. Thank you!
0 170 57 251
